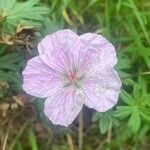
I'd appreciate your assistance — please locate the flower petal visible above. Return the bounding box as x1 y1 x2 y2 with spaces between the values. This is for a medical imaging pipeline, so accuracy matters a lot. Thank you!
83 66 121 112
44 90 83 127
75 33 117 72
22 56 62 98
38 29 79 73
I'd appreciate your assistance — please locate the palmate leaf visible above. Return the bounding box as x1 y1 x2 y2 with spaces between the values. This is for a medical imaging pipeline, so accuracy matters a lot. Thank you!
0 45 7 56
99 117 110 134
0 46 24 91
114 105 141 133
92 110 119 134
0 0 50 31
116 52 133 86
0 51 24 71
0 70 22 91
128 108 141 133
113 106 133 118
116 53 132 70
139 107 150 122
118 70 135 86
0 62 19 71
0 51 24 63
0 0 17 11
114 77 150 133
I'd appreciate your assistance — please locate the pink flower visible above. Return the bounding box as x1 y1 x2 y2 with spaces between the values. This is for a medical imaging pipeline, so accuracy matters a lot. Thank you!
22 29 121 127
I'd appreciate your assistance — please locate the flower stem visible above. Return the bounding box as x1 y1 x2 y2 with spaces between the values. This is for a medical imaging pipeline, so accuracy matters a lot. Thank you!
106 121 112 144
78 110 83 150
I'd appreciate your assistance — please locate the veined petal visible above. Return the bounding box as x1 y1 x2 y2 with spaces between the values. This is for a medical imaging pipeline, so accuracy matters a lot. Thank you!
22 56 62 98
83 66 121 112
38 29 79 73
76 33 117 72
44 90 83 127
22 29 122 127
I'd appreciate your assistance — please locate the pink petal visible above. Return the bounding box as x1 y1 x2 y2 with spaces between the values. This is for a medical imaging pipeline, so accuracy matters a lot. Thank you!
75 33 117 72
22 56 62 98
38 29 79 73
44 90 83 127
83 66 121 112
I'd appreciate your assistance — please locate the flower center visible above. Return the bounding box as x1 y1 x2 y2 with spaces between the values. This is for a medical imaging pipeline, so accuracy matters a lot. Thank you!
63 69 84 89
68 71 77 81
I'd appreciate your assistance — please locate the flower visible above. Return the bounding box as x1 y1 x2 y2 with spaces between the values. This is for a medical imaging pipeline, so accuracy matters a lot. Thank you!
22 29 121 127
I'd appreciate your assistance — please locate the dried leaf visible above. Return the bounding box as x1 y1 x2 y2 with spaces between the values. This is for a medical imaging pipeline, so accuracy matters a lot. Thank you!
13 95 24 107
0 102 10 116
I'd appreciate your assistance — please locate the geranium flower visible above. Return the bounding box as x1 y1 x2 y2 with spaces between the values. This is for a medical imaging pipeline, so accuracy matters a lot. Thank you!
22 29 121 127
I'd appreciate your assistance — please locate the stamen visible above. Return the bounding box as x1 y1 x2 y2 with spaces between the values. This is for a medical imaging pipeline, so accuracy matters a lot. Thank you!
63 69 85 89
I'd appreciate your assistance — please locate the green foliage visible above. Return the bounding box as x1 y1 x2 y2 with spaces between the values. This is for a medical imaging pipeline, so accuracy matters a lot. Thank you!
0 0 150 149
0 45 25 92
28 129 39 150
0 0 50 31
92 110 119 134
123 0 150 45
114 78 150 133
42 16 64 36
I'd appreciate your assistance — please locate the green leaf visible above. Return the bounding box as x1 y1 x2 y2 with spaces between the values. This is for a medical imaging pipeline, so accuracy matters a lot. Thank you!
28 129 39 150
118 71 130 78
122 78 135 86
15 140 23 150
34 98 44 120
0 70 21 83
0 90 3 98
133 83 141 100
113 106 133 118
123 0 150 44
0 0 17 11
92 112 100 122
0 51 24 63
128 109 141 133
0 62 19 71
42 16 64 36
111 116 119 127
0 45 7 56
1 0 50 31
120 90 134 105
99 117 110 134
139 107 150 122
116 55 131 70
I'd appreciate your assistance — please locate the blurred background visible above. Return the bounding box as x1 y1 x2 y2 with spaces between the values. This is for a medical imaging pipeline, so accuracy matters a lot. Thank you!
0 0 150 149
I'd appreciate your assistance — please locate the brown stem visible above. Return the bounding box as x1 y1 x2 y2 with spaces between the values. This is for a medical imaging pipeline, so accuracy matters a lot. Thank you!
2 120 12 150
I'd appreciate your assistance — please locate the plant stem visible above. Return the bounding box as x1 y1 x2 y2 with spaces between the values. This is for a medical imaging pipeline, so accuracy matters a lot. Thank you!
106 121 112 144
121 71 150 79
2 120 12 150
78 110 83 150
67 133 74 150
